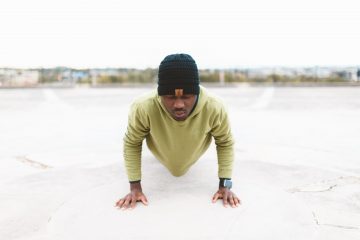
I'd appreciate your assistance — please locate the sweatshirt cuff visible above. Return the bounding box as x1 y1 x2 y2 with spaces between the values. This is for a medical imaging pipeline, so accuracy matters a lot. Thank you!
129 180 141 183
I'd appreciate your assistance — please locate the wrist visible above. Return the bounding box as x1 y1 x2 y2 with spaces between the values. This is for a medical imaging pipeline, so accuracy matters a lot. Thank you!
219 178 232 189
130 180 142 192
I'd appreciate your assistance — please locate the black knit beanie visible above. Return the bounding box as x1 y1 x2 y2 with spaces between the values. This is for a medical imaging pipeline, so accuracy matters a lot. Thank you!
158 53 200 96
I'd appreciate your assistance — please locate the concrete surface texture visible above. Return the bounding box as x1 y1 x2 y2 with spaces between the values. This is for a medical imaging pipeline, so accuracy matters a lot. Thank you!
0 86 360 240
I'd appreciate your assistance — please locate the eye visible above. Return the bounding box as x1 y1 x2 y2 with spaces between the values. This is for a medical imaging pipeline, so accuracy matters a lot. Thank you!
181 95 192 100
165 95 176 100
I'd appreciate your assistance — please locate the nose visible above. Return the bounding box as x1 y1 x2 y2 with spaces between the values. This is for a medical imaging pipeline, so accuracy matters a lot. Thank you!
174 98 185 109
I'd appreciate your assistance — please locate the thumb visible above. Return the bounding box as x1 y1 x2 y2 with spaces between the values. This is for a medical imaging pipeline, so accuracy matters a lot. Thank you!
212 193 219 203
140 195 149 205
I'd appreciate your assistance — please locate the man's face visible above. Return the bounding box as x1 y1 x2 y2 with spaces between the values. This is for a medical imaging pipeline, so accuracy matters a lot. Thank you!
161 94 197 121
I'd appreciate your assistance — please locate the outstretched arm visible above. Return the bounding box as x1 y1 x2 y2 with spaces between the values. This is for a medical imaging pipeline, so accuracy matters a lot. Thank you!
211 106 240 207
116 102 150 209
123 102 150 182
211 106 234 180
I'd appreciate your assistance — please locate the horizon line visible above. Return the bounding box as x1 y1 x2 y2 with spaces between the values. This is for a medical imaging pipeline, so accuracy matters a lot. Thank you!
1 64 359 70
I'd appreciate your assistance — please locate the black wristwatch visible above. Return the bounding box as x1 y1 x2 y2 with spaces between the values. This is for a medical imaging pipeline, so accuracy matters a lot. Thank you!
219 178 232 189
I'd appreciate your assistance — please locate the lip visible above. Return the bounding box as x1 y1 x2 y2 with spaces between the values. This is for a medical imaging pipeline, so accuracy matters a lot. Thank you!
174 111 186 118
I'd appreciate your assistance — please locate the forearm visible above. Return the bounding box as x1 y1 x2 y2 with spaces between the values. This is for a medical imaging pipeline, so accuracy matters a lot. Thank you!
124 139 143 181
211 106 234 178
123 102 149 182
213 120 234 179
216 144 234 178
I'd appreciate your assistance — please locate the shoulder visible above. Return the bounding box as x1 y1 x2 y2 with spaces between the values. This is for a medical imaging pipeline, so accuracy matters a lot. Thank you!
201 86 227 113
130 90 158 113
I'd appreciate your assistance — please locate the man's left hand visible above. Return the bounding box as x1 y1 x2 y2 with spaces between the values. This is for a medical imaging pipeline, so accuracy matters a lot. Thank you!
212 188 241 208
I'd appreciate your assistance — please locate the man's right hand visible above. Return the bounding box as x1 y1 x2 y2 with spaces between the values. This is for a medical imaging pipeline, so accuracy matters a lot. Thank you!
115 182 148 210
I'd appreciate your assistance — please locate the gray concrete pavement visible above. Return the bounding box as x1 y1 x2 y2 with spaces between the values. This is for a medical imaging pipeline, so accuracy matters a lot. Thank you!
0 86 359 239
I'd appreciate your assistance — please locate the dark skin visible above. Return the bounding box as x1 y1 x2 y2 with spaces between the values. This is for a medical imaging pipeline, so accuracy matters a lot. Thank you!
160 94 198 121
115 94 241 210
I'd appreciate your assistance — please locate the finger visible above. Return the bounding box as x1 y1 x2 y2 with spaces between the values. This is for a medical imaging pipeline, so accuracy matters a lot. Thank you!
212 193 220 203
231 194 240 206
140 195 148 205
223 193 229 208
115 199 125 208
229 195 236 208
233 197 239 207
130 196 137 209
122 197 131 210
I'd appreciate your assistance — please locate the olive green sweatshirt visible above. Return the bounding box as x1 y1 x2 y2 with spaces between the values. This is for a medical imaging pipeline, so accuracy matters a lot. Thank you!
123 86 234 181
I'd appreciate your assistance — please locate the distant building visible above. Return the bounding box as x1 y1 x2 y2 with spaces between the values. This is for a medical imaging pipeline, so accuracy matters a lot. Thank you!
246 68 274 78
72 70 89 82
336 68 359 81
348 68 359 81
0 69 39 87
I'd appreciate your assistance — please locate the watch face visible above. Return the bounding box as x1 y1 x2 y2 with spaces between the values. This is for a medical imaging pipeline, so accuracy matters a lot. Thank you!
224 179 232 189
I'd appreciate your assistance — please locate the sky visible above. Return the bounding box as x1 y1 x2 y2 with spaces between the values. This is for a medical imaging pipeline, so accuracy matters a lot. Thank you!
0 0 359 69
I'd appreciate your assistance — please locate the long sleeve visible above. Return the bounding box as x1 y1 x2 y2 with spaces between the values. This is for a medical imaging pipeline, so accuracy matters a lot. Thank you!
123 102 150 181
210 106 234 179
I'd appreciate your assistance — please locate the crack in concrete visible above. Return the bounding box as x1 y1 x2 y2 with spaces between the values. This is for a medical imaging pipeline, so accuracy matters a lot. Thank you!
48 201 66 223
16 156 52 169
312 211 359 230
288 184 338 193
288 176 360 193
322 224 359 230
